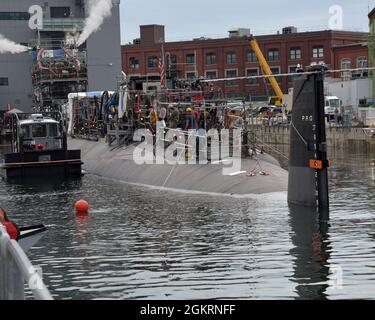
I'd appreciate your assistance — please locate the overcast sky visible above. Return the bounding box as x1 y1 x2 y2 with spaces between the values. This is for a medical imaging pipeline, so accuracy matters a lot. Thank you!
119 0 374 44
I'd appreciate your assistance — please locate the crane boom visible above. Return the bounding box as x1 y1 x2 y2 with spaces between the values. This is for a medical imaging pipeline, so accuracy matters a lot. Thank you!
248 36 284 105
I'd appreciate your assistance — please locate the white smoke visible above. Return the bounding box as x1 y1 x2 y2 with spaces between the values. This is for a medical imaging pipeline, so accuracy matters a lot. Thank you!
0 34 28 54
76 0 114 46
65 29 80 47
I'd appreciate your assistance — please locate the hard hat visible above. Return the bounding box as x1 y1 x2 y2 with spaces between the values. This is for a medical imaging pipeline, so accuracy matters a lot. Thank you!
186 108 192 112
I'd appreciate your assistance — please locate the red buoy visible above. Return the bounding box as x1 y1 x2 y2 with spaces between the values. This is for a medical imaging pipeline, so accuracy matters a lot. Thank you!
75 199 89 215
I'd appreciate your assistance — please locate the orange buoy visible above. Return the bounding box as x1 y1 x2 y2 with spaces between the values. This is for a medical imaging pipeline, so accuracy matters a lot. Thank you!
75 199 89 215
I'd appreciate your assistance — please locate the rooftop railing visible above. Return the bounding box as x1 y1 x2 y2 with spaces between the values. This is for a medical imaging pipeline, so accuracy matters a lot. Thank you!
39 18 85 32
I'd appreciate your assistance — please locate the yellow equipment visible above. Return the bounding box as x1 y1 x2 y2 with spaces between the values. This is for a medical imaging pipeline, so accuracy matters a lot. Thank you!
248 36 284 107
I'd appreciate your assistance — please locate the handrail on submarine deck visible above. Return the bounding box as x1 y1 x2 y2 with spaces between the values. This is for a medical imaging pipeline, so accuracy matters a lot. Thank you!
0 225 53 300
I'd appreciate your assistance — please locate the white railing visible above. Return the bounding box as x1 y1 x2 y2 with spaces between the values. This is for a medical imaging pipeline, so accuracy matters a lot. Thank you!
0 225 53 300
40 18 85 32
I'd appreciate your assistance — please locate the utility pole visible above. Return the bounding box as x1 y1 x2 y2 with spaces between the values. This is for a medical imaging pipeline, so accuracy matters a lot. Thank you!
167 52 171 78
194 50 197 78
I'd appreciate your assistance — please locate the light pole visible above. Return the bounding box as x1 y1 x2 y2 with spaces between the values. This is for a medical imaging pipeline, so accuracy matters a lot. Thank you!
166 52 172 79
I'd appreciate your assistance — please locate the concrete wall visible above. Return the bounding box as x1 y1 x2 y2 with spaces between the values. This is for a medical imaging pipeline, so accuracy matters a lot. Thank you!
325 78 372 107
252 125 375 156
86 1 122 92
0 0 83 110
0 0 122 110
0 0 36 110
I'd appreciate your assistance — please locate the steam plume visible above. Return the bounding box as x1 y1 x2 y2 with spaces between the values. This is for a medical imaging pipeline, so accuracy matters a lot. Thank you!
76 0 114 46
0 34 28 54
65 29 80 47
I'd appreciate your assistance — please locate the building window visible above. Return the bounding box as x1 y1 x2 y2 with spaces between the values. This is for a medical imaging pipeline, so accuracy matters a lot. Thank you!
270 67 281 84
341 58 352 80
206 52 216 65
147 56 158 68
247 51 257 63
226 52 237 64
288 66 298 82
357 56 368 68
129 57 139 70
50 7 71 18
226 93 240 99
268 49 279 61
186 54 195 65
0 12 30 20
246 69 259 85
32 124 47 138
168 53 177 65
290 47 301 60
166 54 177 78
354 56 368 78
270 67 280 75
0 78 9 86
186 72 197 80
312 46 324 58
205 71 217 80
248 91 260 99
225 69 238 86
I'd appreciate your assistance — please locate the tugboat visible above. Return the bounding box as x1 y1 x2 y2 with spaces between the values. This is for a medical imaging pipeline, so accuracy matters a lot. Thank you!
2 111 82 179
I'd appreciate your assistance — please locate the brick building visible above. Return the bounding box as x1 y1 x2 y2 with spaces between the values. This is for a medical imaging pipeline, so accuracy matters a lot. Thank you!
121 25 368 99
332 43 368 80
369 8 375 99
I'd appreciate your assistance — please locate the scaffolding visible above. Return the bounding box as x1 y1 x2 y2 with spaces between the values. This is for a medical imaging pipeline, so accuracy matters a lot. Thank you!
30 41 87 112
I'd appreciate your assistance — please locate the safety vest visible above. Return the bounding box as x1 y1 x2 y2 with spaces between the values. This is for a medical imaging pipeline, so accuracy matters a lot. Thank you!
150 110 157 124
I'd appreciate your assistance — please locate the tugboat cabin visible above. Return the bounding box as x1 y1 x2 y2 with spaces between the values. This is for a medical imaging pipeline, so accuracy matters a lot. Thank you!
2 112 82 179
17 114 66 153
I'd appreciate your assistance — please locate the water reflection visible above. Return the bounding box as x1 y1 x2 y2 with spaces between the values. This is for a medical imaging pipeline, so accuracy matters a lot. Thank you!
289 204 331 300
6 176 82 192
1 141 375 300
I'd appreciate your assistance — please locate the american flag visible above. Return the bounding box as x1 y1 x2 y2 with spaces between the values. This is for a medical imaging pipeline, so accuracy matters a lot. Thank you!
158 45 166 88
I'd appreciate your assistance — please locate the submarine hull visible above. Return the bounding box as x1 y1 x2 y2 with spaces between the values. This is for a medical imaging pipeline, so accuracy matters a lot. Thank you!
68 138 288 196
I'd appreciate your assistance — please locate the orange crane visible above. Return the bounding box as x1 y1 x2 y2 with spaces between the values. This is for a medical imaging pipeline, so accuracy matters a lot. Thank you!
248 35 284 107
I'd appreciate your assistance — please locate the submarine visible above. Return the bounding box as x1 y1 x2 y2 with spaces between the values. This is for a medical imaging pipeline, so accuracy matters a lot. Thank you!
68 137 288 196
66 64 329 203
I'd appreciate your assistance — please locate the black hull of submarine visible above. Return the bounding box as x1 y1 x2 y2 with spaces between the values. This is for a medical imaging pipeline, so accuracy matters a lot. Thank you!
68 138 288 196
288 66 329 210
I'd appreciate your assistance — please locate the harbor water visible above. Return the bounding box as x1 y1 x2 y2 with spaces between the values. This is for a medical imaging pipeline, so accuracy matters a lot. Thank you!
1 143 375 300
